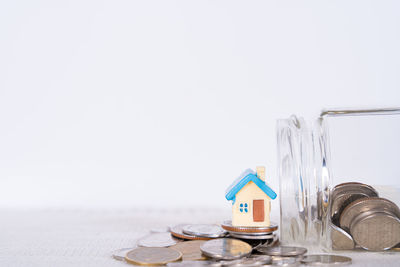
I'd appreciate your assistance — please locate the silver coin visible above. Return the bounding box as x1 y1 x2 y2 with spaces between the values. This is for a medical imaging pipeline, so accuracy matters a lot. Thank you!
200 238 252 260
256 245 307 256
350 211 400 251
182 224 227 238
271 256 300 266
330 224 355 250
221 220 278 233
218 259 243 266
125 247 182 265
252 239 279 250
252 237 278 250
331 182 378 198
167 260 220 266
270 233 280 246
229 232 275 240
111 247 134 261
170 224 212 240
227 230 275 236
331 182 378 226
340 197 400 232
301 254 351 266
247 254 272 265
240 239 266 249
222 258 263 267
137 232 180 247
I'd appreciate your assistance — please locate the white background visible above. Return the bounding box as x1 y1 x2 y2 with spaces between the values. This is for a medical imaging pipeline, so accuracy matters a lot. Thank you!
1 0 399 211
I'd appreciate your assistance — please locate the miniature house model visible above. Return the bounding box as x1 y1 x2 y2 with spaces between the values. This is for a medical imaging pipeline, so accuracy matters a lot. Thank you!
225 167 277 227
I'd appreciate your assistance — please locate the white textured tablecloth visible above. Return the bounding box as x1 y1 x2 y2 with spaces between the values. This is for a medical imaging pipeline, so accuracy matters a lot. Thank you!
0 208 399 267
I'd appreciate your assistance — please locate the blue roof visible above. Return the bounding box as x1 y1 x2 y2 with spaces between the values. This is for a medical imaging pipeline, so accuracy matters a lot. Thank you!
225 169 277 203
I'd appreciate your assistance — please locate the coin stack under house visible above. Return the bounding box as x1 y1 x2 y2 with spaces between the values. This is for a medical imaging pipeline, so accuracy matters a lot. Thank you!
330 182 400 251
112 223 353 266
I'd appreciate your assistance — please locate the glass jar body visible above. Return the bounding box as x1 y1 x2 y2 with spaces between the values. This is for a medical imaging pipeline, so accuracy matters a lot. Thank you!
277 109 400 251
277 116 331 250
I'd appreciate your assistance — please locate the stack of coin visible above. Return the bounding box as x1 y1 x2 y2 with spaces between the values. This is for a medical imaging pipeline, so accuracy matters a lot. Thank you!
169 222 278 249
331 182 400 251
331 182 378 226
221 220 278 244
111 224 353 266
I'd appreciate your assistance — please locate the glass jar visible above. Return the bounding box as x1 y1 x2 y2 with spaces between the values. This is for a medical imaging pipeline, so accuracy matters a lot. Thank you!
277 108 400 251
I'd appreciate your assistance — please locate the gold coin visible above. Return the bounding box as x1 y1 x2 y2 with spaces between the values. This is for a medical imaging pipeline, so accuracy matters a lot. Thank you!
170 240 208 261
125 247 182 266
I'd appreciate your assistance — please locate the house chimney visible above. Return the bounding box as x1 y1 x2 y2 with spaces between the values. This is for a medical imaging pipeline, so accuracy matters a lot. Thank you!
256 166 265 182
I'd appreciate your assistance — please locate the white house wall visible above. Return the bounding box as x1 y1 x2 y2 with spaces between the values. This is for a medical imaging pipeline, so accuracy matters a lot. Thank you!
232 181 271 227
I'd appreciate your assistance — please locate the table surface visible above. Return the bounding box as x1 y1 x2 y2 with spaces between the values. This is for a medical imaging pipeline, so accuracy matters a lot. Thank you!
1 208 399 267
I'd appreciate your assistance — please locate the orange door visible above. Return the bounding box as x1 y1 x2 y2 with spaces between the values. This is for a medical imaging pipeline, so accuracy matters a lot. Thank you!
253 199 264 222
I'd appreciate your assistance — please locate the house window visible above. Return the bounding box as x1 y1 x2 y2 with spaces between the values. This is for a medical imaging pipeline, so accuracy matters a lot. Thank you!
239 203 248 213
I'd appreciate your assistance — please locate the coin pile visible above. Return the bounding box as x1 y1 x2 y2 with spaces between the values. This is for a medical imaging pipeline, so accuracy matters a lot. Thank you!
168 223 278 248
112 223 352 266
221 220 278 242
169 242 351 266
331 182 400 251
